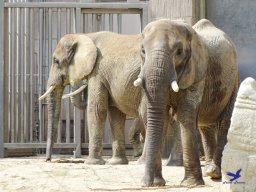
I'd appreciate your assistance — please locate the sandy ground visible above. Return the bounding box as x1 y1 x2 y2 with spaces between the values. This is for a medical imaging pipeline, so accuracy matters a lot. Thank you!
0 155 222 192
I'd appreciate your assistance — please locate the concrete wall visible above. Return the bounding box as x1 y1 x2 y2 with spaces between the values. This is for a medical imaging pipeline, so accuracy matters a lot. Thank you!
206 0 256 80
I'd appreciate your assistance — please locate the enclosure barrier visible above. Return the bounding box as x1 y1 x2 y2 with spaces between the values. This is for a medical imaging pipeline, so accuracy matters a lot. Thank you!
0 1 148 158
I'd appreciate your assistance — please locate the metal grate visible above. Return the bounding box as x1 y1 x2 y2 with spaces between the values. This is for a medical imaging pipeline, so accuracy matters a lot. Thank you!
0 1 148 157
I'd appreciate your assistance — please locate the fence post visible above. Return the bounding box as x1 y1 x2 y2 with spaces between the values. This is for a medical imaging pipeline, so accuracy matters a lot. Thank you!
0 0 5 158
73 7 82 158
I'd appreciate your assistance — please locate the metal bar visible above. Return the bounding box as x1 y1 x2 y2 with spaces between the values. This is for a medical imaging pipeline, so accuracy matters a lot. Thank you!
38 8 43 142
57 8 62 144
141 3 148 30
74 109 81 158
82 8 141 14
109 13 113 31
48 9 52 75
117 13 122 33
15 7 21 143
4 2 148 9
24 7 29 142
20 8 24 143
4 143 133 149
4 5 10 145
65 10 70 144
29 8 34 142
73 7 82 158
10 7 15 143
0 0 4 158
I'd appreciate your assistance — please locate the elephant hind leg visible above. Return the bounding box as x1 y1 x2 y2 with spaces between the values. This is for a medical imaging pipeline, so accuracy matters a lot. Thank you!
206 89 237 179
128 118 145 157
199 125 216 177
106 106 128 165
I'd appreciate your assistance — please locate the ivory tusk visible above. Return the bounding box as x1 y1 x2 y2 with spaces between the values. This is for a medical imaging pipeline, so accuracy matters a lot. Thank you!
133 77 143 87
38 86 55 100
171 81 179 92
62 84 87 99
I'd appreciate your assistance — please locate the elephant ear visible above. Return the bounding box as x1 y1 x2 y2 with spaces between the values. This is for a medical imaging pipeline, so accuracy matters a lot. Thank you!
177 24 207 89
66 35 97 86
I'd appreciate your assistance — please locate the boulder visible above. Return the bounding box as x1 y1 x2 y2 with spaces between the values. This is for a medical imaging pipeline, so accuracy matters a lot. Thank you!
221 77 256 192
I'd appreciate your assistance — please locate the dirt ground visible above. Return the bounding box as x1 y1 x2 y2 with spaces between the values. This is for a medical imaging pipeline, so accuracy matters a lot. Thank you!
0 155 222 192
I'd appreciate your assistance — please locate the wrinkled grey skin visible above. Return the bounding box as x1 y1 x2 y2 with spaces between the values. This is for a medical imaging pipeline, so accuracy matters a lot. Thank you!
71 87 145 157
137 19 239 187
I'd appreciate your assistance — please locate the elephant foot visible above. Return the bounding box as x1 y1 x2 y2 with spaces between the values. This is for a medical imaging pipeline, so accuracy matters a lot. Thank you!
133 144 143 157
180 176 205 187
203 161 211 177
205 164 221 179
106 156 128 165
85 157 106 165
141 176 166 187
136 155 146 164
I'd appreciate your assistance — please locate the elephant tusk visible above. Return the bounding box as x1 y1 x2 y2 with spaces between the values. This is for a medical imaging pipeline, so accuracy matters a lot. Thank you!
171 81 179 92
133 77 143 87
38 86 55 100
62 84 87 99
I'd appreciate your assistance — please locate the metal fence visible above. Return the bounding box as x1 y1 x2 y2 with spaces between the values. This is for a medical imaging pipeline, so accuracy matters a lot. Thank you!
0 1 148 157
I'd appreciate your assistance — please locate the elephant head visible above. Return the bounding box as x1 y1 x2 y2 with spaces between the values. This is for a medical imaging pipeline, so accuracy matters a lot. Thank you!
39 34 97 161
134 19 207 186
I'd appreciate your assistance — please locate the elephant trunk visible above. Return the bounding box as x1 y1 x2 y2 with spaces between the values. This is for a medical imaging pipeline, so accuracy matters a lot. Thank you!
144 53 170 185
46 87 64 161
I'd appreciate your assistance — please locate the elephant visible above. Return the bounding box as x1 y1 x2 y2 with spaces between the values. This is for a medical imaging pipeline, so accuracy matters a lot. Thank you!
39 18 239 187
38 32 145 165
133 18 239 186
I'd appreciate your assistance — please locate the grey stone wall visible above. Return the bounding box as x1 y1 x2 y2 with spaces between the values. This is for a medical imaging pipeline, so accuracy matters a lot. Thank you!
206 0 256 80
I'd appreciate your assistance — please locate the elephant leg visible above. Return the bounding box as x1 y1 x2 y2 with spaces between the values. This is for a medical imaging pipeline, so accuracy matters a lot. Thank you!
198 125 216 177
136 108 147 165
137 139 146 164
85 81 108 165
106 106 128 165
165 120 183 166
153 151 166 186
179 107 204 186
128 118 144 157
206 91 236 179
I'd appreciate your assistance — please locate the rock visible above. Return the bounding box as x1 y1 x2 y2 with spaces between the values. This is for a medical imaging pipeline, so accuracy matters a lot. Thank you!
221 77 256 192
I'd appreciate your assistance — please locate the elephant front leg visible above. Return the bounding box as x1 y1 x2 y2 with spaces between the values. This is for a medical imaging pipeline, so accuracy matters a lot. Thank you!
106 106 128 165
178 106 204 187
85 83 108 165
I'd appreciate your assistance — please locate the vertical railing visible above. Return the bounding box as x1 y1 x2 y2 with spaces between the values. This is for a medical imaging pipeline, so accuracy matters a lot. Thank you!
0 0 5 158
74 7 82 158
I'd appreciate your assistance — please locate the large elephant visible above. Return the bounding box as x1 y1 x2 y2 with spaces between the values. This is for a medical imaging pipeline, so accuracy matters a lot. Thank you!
134 18 239 186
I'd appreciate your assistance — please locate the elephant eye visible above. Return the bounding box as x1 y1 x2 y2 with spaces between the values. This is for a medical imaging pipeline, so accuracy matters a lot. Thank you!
176 48 183 56
141 45 145 58
53 57 60 66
